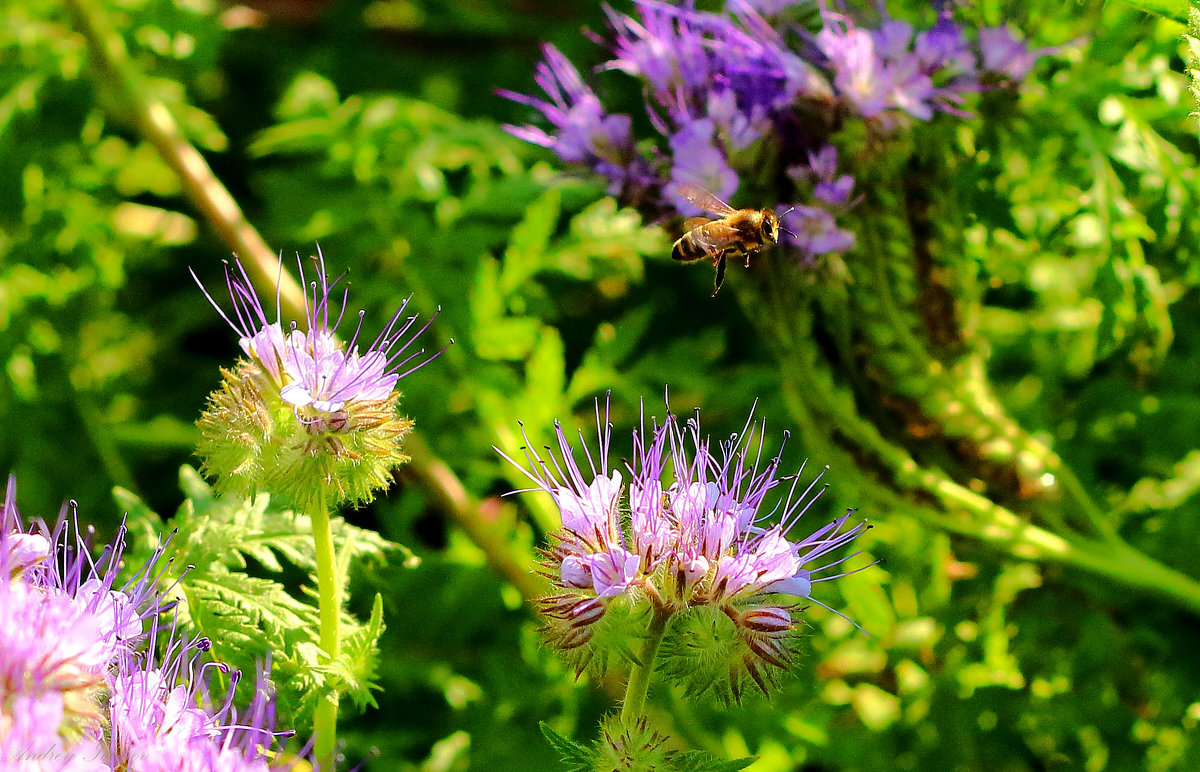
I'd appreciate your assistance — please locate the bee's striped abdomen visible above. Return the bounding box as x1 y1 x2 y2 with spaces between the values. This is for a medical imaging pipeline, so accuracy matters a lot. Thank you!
672 232 710 263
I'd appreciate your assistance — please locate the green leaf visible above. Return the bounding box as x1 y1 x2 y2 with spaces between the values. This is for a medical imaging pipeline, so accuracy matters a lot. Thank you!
501 187 560 295
470 256 540 360
337 592 386 711
121 466 405 724
669 751 756 772
1188 6 1200 116
525 327 566 414
1115 0 1187 24
538 723 593 772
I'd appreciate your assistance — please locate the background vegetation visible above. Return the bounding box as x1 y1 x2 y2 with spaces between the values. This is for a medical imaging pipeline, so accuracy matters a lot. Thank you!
3 0 1200 769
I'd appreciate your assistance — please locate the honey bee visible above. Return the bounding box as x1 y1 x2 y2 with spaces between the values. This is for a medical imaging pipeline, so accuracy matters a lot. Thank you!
670 184 791 296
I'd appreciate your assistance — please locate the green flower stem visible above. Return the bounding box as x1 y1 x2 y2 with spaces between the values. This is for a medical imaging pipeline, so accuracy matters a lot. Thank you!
852 196 1113 542
620 607 671 725
310 486 341 767
64 0 542 609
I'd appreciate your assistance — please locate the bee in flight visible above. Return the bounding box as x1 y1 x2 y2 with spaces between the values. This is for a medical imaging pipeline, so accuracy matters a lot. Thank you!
670 183 792 296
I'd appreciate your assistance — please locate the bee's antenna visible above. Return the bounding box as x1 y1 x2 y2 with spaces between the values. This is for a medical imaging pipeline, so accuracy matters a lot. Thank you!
778 206 798 240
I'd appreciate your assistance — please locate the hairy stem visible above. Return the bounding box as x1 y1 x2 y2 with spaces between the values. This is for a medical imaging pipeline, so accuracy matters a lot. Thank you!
310 486 341 767
620 607 671 725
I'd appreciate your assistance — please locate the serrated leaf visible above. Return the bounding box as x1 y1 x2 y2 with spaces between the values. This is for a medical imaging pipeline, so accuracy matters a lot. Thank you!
1189 6 1200 116
501 187 560 295
669 751 757 772
471 256 540 360
538 723 593 772
125 466 406 726
337 592 386 710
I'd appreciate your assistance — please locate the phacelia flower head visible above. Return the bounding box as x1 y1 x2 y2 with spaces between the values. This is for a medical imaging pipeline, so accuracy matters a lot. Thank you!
500 397 873 700
107 635 293 772
503 2 1045 276
498 44 654 195
1 478 160 748
0 478 301 771
193 249 445 508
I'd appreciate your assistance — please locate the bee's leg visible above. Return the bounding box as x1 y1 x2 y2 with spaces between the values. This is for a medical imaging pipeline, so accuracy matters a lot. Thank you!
743 249 752 268
711 253 728 297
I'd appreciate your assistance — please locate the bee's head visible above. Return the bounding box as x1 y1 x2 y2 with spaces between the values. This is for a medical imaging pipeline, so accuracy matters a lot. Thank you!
761 210 780 244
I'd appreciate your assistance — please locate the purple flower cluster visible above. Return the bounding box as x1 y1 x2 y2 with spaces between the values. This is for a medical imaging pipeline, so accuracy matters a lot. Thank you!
195 250 440 418
503 1 1042 264
0 479 295 771
194 249 444 507
502 400 870 692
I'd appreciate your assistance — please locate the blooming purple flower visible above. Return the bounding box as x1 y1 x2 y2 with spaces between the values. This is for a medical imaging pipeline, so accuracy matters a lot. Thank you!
195 249 441 507
502 0 1044 280
500 398 872 690
979 26 1045 81
781 204 856 259
498 44 655 196
664 119 739 215
109 640 285 772
0 479 299 771
816 19 893 118
799 145 856 207
195 250 439 416
915 15 976 78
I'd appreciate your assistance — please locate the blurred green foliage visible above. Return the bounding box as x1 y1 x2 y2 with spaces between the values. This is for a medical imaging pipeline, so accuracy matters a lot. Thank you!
5 0 1200 770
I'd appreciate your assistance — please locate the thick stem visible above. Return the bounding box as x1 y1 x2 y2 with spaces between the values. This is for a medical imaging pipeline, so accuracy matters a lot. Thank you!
310 487 341 768
620 607 671 725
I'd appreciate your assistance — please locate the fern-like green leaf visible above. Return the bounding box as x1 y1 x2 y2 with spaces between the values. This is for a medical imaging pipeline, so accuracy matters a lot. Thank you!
336 592 386 711
117 465 408 723
669 752 757 772
538 723 593 772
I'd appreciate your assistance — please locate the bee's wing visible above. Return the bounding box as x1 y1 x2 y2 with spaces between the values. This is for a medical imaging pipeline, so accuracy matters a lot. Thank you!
688 221 741 255
682 217 712 233
675 183 737 216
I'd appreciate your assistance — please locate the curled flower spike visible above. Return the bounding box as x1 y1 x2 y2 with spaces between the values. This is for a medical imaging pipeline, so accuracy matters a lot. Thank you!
192 248 447 507
498 396 875 699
